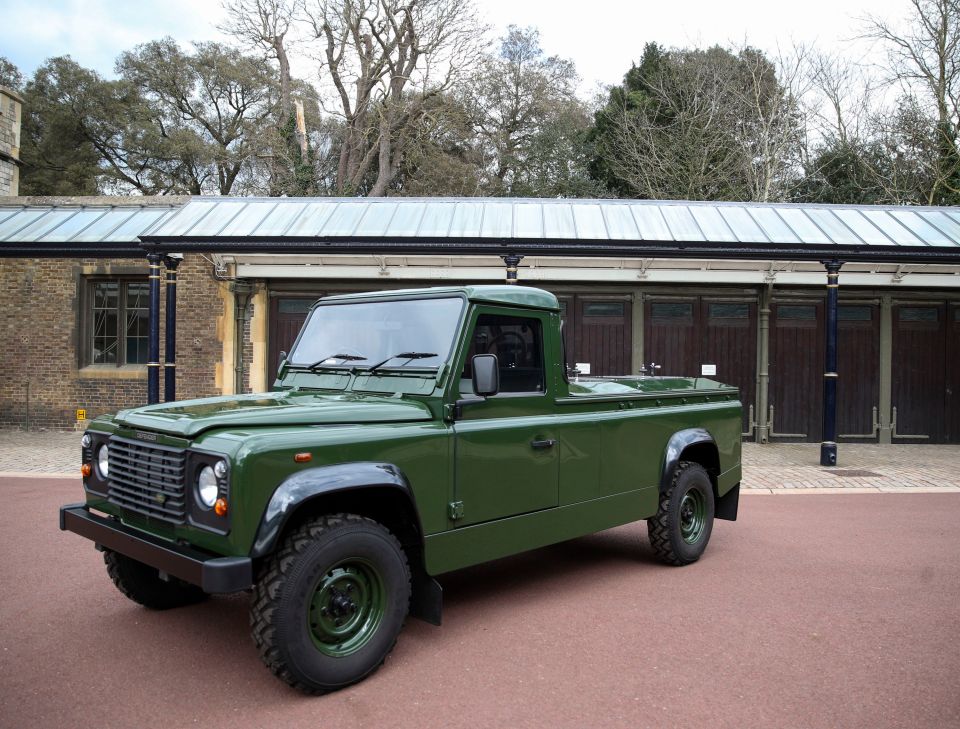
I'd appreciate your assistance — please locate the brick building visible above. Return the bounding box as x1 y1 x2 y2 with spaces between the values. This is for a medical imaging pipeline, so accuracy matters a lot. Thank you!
1 196 959 449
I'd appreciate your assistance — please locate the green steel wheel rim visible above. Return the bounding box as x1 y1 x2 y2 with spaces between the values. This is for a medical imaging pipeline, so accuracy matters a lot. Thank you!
307 558 385 658
679 489 707 544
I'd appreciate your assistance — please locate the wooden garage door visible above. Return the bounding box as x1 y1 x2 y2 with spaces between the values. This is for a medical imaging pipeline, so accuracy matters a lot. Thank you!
558 296 632 376
948 305 960 442
892 303 947 442
837 305 880 439
645 298 757 433
268 297 316 381
770 302 823 442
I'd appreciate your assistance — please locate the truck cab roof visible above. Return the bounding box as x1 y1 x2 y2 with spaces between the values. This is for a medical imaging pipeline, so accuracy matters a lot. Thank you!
318 285 560 312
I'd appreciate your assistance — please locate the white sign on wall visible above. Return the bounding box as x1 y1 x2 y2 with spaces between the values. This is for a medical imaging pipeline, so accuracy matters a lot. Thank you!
701 364 717 376
575 362 591 375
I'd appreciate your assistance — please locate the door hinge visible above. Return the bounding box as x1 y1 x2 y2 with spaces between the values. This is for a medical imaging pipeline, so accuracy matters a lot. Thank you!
448 500 464 521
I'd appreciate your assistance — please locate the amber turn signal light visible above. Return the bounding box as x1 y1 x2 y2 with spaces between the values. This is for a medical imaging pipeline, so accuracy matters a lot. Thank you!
214 498 228 517
81 463 92 477
294 452 312 463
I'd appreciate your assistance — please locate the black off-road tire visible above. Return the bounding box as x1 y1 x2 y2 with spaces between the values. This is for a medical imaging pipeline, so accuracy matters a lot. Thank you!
104 550 208 610
647 461 715 566
250 514 411 695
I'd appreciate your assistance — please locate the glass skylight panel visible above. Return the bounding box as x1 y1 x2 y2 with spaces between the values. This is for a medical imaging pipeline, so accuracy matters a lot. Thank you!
543 204 576 239
155 201 218 237
860 210 922 246
833 209 893 245
189 202 248 236
249 201 308 236
630 205 673 240
419 202 457 236
479 202 512 237
71 208 138 241
689 206 737 242
40 208 106 241
601 205 639 239
447 202 485 237
321 203 369 236
572 204 608 239
0 207 20 226
105 208 173 241
285 203 338 236
354 202 397 236
916 211 960 245
219 201 277 237
889 210 953 246
775 208 831 244
9 209 78 241
386 202 426 236
660 205 704 241
513 203 543 238
717 206 766 242
0 208 51 239
805 209 861 244
747 207 799 243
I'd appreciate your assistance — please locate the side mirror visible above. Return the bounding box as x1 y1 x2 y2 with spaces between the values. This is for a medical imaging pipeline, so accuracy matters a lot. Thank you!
277 350 288 375
472 354 499 397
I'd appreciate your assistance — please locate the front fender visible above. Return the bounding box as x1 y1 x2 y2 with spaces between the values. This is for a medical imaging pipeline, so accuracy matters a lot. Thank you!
250 462 419 559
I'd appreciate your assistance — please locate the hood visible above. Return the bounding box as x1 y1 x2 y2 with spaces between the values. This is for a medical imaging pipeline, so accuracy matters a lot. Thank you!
114 391 433 438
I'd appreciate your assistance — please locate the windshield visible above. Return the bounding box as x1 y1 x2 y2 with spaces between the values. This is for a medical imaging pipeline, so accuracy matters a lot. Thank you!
287 297 464 371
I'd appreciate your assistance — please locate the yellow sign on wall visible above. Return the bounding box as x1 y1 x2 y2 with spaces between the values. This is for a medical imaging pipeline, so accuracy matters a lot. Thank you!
76 409 87 421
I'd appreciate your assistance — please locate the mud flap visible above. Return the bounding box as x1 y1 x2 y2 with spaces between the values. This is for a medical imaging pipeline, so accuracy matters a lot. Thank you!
715 483 740 521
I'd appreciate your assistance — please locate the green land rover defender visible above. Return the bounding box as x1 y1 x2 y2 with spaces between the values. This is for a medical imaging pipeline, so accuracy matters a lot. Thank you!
61 285 742 694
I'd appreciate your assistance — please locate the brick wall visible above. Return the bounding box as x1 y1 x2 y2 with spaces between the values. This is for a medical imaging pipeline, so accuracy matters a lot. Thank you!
0 254 224 430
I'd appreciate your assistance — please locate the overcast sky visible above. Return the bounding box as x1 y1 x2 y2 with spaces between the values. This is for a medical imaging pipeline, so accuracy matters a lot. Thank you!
2 0 911 91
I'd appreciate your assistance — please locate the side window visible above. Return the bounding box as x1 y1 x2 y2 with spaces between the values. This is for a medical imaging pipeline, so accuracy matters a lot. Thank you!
462 313 545 393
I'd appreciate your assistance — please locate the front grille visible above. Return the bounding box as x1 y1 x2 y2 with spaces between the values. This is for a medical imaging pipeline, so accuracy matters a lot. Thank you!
107 437 187 524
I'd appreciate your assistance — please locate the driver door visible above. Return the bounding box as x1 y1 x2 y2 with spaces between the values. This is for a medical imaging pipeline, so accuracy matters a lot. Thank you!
452 307 559 526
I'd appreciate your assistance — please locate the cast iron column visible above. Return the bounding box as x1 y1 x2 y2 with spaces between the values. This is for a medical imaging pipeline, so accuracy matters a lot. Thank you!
501 254 523 285
820 259 843 466
163 255 181 402
146 252 163 405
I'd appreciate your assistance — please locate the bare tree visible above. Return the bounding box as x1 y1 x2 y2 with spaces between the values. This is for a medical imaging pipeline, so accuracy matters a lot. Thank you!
303 0 485 195
221 0 300 119
863 0 960 203
730 44 809 201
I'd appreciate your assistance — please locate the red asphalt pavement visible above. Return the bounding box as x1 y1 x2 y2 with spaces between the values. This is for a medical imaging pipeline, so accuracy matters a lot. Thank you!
1 477 959 729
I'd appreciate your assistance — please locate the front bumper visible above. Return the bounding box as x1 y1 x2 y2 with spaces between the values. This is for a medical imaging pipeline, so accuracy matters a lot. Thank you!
59 503 253 593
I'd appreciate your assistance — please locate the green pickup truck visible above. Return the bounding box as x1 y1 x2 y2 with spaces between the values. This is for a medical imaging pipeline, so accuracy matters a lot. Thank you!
61 285 742 694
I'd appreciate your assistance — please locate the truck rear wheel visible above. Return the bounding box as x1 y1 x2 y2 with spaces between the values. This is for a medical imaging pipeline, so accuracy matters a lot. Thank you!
104 550 208 610
250 513 411 695
647 461 715 566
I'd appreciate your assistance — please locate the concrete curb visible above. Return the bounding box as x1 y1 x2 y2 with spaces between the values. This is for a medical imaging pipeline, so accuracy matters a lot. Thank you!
742 486 960 494
0 471 78 480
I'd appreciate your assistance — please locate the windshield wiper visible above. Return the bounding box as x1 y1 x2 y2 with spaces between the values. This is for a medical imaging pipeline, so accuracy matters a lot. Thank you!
366 352 438 374
306 353 367 371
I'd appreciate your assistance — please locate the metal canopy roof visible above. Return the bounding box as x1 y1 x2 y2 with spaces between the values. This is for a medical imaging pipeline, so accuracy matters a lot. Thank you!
2 196 960 264
0 203 180 257
140 197 960 264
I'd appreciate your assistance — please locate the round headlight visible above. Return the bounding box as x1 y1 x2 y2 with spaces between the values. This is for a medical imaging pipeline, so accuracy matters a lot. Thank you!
213 460 227 479
81 433 92 449
197 466 218 508
96 444 109 478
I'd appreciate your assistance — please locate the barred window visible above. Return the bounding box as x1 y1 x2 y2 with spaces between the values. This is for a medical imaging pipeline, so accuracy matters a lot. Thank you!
84 279 149 366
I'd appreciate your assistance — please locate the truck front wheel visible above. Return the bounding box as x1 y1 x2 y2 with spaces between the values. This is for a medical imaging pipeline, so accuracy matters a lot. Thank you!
250 513 411 694
647 461 715 566
104 551 208 610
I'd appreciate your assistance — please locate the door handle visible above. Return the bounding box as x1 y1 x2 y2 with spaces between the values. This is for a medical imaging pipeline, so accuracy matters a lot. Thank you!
530 438 557 450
